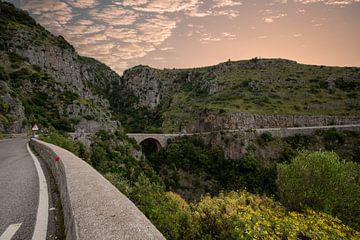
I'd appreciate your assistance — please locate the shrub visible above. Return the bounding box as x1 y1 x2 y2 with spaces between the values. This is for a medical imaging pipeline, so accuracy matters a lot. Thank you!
39 131 86 158
258 131 273 145
129 175 197 240
276 151 360 230
192 191 360 239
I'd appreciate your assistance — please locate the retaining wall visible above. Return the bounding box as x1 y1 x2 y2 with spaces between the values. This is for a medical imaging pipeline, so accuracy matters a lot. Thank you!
186 112 360 132
254 124 360 138
30 139 165 240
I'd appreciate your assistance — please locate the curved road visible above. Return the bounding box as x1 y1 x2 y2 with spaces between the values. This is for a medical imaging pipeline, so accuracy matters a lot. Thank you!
0 138 39 240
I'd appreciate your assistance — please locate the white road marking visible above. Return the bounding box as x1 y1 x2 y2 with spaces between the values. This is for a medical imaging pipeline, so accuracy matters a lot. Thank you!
27 144 48 240
0 223 22 240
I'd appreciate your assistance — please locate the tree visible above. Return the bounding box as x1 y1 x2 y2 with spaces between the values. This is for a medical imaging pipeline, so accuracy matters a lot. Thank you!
276 151 360 230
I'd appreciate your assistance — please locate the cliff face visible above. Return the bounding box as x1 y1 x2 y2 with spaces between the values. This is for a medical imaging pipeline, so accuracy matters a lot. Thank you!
185 112 360 132
122 66 161 110
0 2 119 134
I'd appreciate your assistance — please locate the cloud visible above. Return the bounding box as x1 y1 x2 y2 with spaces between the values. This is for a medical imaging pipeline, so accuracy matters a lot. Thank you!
77 19 94 25
185 24 204 37
213 10 240 19
293 33 303 37
89 6 138 26
294 0 325 3
67 0 98 8
263 13 287 23
78 42 115 56
326 0 360 5
136 16 177 45
213 0 242 8
131 0 199 13
222 32 237 40
120 0 149 6
294 0 359 4
64 24 106 36
114 43 155 59
296 9 306 14
153 56 167 61
199 33 225 43
21 0 73 33
266 0 288 5
105 27 139 42
187 8 212 17
160 46 175 51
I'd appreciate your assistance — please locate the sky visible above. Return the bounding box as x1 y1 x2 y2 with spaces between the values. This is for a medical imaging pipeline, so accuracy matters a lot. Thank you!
8 0 360 74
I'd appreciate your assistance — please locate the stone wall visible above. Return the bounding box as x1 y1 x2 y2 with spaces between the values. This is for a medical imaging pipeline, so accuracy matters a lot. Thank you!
30 139 164 240
185 112 360 132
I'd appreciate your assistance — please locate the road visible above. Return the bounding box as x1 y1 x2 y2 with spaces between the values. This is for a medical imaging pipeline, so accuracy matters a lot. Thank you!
0 138 39 240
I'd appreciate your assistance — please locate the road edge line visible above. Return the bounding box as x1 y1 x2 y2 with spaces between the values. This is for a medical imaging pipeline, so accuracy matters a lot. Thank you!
27 143 49 240
0 223 22 240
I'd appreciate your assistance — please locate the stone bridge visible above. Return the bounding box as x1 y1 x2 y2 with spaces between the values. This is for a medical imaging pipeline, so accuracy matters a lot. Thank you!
126 133 193 150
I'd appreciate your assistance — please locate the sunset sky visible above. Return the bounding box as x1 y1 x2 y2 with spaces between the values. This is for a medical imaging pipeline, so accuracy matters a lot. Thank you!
8 0 360 74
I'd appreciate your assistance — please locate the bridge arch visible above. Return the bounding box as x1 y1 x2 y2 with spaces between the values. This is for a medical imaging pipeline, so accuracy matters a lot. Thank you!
139 137 162 153
127 134 169 150
127 133 193 150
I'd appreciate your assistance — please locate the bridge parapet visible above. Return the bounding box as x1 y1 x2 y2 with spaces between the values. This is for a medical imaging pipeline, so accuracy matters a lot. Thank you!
30 139 165 240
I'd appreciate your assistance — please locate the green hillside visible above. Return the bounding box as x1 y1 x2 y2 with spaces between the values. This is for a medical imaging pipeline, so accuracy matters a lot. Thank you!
118 59 360 132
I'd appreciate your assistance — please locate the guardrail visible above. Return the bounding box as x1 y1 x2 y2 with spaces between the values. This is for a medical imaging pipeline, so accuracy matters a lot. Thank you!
30 139 165 240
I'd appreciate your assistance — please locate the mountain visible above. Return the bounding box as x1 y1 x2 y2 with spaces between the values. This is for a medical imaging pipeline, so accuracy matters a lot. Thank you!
0 1 121 135
117 59 360 132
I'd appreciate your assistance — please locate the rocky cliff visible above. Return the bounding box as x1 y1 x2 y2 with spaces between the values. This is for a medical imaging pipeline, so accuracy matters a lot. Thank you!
185 112 360 132
0 2 120 135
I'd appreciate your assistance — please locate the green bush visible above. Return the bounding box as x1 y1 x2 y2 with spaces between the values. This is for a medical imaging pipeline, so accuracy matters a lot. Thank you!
129 174 197 240
39 131 86 158
8 52 26 64
258 131 273 145
277 151 360 230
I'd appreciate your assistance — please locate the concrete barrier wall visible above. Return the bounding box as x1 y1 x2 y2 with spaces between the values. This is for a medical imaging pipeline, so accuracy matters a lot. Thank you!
30 139 165 240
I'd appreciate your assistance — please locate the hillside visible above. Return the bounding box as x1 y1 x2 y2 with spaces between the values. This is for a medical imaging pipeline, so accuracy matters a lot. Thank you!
117 59 360 132
0 1 121 135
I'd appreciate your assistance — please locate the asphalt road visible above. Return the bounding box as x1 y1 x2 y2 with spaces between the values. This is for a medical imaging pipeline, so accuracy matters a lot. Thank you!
0 138 38 240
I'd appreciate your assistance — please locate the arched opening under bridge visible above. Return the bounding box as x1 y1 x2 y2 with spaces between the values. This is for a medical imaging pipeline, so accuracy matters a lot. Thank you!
139 138 162 157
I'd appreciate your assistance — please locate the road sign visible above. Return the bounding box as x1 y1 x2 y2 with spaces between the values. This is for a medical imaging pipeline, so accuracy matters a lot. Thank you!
32 124 39 131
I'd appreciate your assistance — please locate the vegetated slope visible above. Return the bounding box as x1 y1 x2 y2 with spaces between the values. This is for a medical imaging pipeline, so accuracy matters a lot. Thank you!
146 129 360 200
0 1 122 134
118 59 360 132
146 129 360 230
